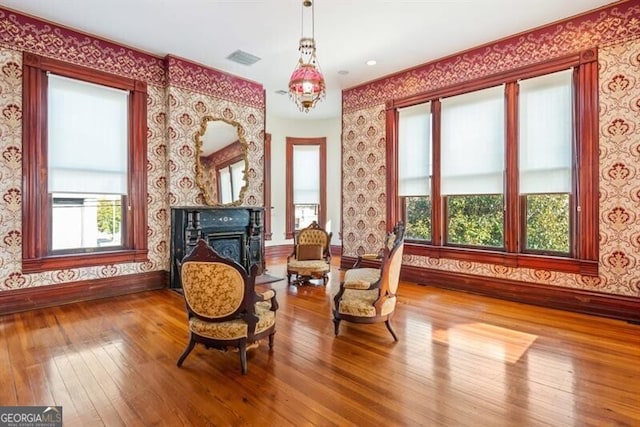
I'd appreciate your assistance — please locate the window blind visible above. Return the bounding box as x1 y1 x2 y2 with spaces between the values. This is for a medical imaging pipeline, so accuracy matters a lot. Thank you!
519 69 573 194
293 145 320 204
219 168 232 204
230 159 245 201
47 73 129 195
398 102 431 196
441 85 505 196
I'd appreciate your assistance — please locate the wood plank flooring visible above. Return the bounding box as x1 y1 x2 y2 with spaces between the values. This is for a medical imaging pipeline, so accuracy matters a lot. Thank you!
1 258 639 426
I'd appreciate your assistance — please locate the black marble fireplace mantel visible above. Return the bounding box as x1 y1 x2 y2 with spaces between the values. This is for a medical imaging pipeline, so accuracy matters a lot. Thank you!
170 206 265 289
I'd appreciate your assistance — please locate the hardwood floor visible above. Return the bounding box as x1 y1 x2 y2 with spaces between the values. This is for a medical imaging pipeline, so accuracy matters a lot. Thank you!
1 258 639 426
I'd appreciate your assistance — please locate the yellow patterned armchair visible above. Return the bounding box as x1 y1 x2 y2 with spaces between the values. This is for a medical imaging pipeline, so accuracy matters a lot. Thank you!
331 222 405 341
287 221 332 285
177 239 278 374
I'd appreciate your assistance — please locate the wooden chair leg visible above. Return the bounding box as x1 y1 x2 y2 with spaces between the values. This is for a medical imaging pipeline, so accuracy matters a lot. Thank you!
177 336 196 367
239 341 248 375
268 332 275 349
385 319 398 341
333 318 341 336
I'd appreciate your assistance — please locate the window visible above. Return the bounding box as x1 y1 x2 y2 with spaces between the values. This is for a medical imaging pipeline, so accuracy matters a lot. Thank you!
398 102 432 241
285 137 326 239
48 74 128 253
518 70 573 254
22 53 148 272
441 86 505 248
388 50 599 275
217 158 245 204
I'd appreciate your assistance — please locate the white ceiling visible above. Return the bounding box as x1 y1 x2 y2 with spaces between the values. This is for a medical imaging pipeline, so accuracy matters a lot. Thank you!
1 0 617 119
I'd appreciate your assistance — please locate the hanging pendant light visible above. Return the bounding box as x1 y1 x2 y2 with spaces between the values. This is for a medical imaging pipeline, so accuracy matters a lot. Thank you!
289 0 326 112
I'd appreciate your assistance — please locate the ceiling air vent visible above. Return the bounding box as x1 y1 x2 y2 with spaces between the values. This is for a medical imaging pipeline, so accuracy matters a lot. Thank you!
226 50 261 66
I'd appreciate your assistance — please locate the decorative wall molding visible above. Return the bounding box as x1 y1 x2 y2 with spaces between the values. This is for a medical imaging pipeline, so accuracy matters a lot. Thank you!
166 55 264 109
0 271 168 315
343 1 640 113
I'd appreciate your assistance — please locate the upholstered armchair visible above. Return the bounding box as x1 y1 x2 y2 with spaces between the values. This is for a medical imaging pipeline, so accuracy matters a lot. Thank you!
287 221 332 285
331 222 405 341
177 239 278 374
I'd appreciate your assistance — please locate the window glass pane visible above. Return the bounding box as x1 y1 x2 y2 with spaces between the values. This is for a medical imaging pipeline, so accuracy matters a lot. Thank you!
441 85 505 195
447 195 504 247
51 194 123 251
293 145 320 204
519 69 572 194
48 74 129 195
524 194 570 253
398 102 431 196
295 204 318 230
404 196 431 241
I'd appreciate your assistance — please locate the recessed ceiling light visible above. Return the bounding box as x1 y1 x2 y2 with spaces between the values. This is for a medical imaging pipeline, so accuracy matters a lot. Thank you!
275 90 288 95
366 60 377 66
338 70 349 75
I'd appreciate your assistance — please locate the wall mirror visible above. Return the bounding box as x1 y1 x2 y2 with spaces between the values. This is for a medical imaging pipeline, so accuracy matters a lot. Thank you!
195 116 248 206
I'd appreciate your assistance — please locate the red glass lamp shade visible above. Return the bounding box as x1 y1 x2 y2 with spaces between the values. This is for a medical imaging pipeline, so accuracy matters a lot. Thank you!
289 63 326 111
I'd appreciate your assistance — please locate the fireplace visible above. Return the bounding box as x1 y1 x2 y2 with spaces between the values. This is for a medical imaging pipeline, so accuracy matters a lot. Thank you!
170 206 265 289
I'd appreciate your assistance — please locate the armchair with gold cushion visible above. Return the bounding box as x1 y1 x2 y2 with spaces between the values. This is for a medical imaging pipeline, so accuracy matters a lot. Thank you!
287 221 332 286
331 222 405 341
177 239 278 374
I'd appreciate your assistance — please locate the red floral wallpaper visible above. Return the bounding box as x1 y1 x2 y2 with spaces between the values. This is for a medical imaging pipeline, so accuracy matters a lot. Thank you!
342 1 640 297
0 7 265 290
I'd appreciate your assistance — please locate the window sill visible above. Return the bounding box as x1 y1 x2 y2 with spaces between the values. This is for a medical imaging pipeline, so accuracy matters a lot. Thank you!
22 249 149 274
405 243 598 276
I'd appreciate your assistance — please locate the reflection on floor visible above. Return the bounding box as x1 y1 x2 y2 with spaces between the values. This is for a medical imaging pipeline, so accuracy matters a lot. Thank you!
432 322 538 364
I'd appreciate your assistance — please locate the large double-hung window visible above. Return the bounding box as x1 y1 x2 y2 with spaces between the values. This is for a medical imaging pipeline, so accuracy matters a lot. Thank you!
390 51 598 274
441 85 505 248
518 70 573 254
22 53 148 272
48 74 129 252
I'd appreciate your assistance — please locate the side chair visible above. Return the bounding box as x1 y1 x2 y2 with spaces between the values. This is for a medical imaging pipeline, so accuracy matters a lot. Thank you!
177 239 278 374
331 222 405 341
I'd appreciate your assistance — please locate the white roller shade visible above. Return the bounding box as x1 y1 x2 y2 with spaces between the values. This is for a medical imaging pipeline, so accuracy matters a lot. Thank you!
230 159 245 201
519 69 573 194
398 102 431 196
441 85 505 195
293 145 320 204
219 168 232 204
48 74 129 195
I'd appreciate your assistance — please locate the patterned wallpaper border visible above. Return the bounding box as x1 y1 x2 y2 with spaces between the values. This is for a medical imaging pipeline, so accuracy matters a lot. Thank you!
0 7 166 85
0 7 266 112
342 1 640 113
166 56 264 109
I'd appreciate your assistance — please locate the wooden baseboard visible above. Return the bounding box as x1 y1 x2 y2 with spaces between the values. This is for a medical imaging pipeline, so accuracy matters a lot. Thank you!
403 265 640 323
340 255 640 323
265 245 292 258
0 270 168 315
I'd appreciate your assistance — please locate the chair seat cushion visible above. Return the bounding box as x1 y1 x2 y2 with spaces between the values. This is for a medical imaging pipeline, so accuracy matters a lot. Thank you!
287 260 330 275
189 301 276 340
335 289 396 317
343 268 380 289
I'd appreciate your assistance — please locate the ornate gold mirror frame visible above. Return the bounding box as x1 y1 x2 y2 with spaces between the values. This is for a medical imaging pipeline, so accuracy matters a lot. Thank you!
195 116 249 206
